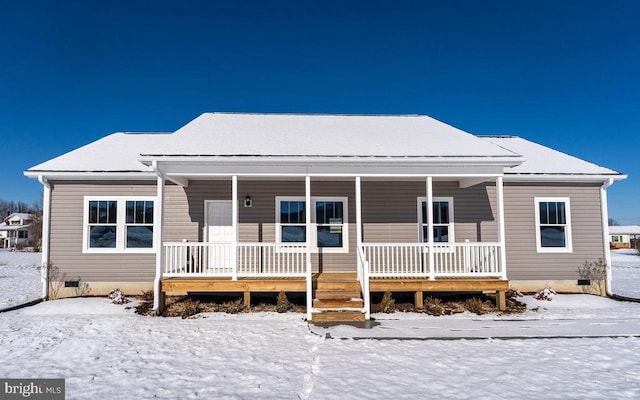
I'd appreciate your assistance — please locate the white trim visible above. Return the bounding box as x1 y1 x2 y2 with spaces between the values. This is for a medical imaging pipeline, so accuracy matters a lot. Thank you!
231 176 238 281
82 196 157 254
38 175 51 299
275 196 307 245
496 176 507 280
25 171 156 180
312 197 349 254
305 176 312 321
417 196 455 243
153 173 164 311
534 197 573 253
275 195 350 253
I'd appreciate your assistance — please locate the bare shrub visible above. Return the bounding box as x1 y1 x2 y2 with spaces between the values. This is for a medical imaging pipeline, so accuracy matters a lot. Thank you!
578 259 607 294
464 297 485 315
47 264 66 300
380 291 396 313
505 288 523 299
276 291 290 313
176 299 200 319
73 279 91 297
424 296 444 316
140 290 154 302
220 298 245 314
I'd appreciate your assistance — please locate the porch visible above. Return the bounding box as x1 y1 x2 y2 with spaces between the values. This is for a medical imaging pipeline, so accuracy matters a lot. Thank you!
152 172 510 321
159 241 508 321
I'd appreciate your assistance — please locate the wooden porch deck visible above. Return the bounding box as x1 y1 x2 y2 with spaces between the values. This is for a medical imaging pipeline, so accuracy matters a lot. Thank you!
160 274 509 320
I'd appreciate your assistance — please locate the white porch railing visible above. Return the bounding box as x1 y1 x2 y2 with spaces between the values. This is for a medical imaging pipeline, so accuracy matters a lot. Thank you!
163 242 307 277
362 242 503 278
356 245 371 319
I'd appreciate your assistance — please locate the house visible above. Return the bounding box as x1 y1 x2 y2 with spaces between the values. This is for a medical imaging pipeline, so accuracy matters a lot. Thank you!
609 226 640 249
24 113 625 321
0 212 34 249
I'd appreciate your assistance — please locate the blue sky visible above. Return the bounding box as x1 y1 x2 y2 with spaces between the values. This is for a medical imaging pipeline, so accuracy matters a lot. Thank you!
2 0 638 223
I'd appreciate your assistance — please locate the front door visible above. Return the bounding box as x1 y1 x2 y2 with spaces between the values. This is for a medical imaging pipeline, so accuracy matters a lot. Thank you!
205 200 234 272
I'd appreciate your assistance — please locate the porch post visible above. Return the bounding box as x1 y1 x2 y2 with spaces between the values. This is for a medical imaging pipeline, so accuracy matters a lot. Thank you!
305 175 313 320
496 176 507 280
153 169 166 312
231 175 238 281
355 176 362 281
427 176 435 280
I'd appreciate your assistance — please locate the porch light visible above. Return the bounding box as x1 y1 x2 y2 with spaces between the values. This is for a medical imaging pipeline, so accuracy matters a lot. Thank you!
244 195 252 208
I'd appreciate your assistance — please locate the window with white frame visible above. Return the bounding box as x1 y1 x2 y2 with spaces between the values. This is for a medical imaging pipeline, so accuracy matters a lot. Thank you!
314 199 345 248
278 199 306 243
418 197 454 243
84 197 155 253
534 197 572 253
275 196 348 252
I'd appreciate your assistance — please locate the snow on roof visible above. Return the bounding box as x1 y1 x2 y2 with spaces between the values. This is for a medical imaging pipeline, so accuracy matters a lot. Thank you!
7 213 34 221
149 112 519 158
28 132 171 173
481 136 621 176
609 226 640 235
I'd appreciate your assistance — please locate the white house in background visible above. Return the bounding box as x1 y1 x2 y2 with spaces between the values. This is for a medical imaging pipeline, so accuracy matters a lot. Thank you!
609 225 640 249
24 113 626 321
0 213 34 248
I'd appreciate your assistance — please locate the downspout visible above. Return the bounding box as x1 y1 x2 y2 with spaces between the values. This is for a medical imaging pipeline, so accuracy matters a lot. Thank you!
38 175 51 300
600 178 614 296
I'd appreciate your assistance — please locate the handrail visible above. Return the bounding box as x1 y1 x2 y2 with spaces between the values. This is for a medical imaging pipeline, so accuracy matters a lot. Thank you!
357 245 371 319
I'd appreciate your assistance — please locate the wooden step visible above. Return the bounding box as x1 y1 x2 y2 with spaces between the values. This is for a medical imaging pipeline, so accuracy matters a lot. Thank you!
314 298 364 309
316 281 361 291
312 311 366 322
315 290 361 300
316 272 357 282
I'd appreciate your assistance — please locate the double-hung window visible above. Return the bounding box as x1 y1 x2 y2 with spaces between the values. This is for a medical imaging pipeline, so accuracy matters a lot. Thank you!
278 199 306 243
314 199 345 248
84 196 155 253
534 197 572 253
418 197 454 243
276 196 348 252
125 200 154 248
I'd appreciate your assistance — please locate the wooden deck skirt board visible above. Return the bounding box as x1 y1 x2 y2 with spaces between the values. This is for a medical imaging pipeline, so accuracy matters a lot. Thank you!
161 278 307 293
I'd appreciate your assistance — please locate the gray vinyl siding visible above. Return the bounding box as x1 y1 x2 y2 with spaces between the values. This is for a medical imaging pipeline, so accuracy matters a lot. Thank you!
49 181 157 282
503 182 605 280
361 181 498 243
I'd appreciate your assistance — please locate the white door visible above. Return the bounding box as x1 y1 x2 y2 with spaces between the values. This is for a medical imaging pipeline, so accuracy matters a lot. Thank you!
205 200 234 272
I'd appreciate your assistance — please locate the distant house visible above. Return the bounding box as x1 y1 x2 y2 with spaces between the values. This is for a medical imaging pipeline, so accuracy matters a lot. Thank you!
609 226 640 249
0 212 34 248
25 113 626 321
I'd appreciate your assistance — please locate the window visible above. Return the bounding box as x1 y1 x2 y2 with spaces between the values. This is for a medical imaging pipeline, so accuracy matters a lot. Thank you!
84 197 155 253
18 231 28 239
88 200 117 248
315 200 344 248
279 200 306 243
125 201 154 248
418 197 454 243
535 197 572 253
276 196 348 252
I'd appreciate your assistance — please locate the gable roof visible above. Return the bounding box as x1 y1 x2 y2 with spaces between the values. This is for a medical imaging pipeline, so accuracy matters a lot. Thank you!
25 113 624 181
481 136 620 177
28 132 171 173
148 113 519 158
609 226 640 235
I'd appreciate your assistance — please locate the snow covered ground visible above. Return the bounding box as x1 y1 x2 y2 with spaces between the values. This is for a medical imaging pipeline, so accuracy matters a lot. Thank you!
0 250 639 398
611 248 640 298
0 297 639 399
0 249 41 309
